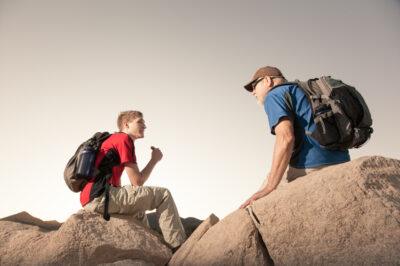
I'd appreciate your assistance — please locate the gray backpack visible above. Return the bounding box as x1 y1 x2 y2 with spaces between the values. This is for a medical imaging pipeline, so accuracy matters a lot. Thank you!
295 76 373 150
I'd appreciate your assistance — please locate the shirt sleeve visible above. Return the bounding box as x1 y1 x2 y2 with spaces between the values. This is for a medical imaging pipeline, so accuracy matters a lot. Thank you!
114 134 137 165
264 89 293 135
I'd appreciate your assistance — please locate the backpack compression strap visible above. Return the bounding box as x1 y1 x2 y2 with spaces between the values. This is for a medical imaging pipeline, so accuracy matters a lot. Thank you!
103 175 112 221
89 148 120 221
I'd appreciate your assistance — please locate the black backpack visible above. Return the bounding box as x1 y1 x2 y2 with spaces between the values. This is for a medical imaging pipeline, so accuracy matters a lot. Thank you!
64 132 111 192
64 132 121 221
294 76 373 150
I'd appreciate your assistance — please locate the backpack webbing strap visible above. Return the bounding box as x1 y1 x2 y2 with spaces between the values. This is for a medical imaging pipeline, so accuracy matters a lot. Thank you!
103 180 111 221
316 77 332 96
297 80 322 115
89 172 112 221
89 148 120 221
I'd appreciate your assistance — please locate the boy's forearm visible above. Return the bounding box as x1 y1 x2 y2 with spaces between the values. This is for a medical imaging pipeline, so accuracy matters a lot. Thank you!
139 159 158 184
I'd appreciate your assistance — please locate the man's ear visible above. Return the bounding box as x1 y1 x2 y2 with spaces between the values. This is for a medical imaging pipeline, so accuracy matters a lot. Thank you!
264 76 272 87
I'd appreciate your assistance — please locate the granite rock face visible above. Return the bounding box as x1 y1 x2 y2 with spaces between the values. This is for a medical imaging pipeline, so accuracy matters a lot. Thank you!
169 209 274 266
1 156 399 265
170 156 400 265
0 211 171 265
169 214 220 265
250 156 400 265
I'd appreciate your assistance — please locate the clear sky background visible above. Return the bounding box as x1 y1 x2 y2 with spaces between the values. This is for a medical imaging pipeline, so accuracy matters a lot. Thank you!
1 0 399 222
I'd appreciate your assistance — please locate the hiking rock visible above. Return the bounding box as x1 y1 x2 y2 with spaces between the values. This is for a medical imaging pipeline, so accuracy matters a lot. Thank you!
99 259 155 266
169 209 274 265
1 211 62 230
0 210 171 265
169 213 219 265
251 156 400 265
1 156 399 265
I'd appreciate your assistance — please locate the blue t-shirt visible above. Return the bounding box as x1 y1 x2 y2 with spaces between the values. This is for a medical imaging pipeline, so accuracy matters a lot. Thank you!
264 83 350 168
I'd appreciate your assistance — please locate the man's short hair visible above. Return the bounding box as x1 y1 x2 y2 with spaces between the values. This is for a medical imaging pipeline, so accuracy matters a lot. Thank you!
117 110 143 131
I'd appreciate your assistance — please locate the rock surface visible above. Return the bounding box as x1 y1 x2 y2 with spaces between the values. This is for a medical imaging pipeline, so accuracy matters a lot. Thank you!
169 214 219 265
251 156 400 265
0 211 171 265
170 209 274 265
1 211 62 230
1 156 399 265
99 259 156 266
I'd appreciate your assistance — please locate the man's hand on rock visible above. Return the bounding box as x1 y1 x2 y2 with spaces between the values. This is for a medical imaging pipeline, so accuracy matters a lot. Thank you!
239 190 270 209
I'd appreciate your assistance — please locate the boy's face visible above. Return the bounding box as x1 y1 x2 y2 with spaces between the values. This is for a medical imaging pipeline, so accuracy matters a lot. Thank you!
126 117 146 139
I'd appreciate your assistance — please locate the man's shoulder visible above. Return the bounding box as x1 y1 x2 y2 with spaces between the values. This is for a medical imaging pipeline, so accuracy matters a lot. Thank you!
267 83 306 103
270 82 300 94
266 83 298 102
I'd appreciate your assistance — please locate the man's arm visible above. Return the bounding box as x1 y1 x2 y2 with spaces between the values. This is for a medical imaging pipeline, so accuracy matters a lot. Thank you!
240 117 295 208
124 147 163 187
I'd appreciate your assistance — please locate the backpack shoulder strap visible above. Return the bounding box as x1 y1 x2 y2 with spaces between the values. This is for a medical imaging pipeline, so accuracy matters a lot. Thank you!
316 76 333 96
294 79 323 114
90 132 111 149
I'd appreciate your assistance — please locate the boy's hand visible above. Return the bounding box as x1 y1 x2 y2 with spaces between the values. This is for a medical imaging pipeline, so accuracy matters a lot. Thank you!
151 146 163 162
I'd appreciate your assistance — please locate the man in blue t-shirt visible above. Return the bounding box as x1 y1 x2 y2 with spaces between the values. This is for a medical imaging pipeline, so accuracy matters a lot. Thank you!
240 66 350 209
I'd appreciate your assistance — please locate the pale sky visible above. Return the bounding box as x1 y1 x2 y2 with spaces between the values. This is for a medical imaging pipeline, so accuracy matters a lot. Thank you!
1 0 399 222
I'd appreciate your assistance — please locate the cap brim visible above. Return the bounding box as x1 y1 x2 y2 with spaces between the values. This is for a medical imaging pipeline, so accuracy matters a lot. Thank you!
244 80 255 92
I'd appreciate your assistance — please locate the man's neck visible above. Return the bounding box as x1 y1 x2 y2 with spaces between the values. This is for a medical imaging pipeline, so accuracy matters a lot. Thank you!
274 78 287 86
267 79 288 94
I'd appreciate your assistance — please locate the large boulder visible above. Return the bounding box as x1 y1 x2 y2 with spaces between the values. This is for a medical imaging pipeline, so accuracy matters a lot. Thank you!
0 210 172 265
169 156 400 265
169 209 274 265
1 156 399 265
1 211 62 230
169 214 219 265
251 156 400 265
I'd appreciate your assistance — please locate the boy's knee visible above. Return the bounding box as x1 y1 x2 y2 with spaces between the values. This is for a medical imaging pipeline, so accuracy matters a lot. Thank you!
155 187 171 198
149 186 173 201
161 187 171 196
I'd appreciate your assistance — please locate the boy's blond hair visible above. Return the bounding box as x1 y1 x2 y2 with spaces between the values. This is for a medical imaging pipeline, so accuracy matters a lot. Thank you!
117 110 143 131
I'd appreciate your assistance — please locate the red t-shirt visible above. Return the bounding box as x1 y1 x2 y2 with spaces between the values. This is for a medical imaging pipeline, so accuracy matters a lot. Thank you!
80 132 137 206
